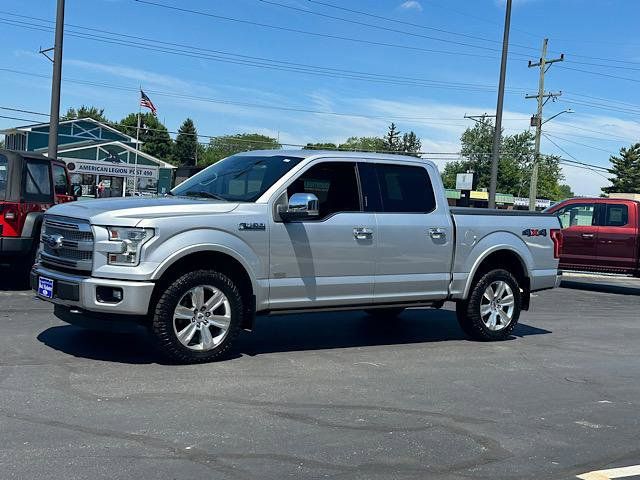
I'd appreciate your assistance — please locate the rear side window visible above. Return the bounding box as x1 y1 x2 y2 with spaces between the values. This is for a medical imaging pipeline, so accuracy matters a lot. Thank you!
0 154 7 200
23 160 52 201
52 164 70 195
603 204 629 227
556 203 595 228
375 164 436 213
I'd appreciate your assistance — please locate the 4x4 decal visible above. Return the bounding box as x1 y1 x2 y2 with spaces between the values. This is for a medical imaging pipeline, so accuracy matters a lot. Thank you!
522 228 547 237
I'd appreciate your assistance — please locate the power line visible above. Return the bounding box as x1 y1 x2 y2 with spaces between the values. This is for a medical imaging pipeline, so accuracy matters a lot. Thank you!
0 114 44 123
543 134 609 171
128 1 503 60
0 67 521 126
305 0 534 49
257 0 517 53
0 16 531 94
557 65 640 84
0 106 50 117
544 133 617 154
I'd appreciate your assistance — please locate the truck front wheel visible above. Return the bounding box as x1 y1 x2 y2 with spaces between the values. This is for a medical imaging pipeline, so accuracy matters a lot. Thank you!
151 270 244 363
456 269 521 341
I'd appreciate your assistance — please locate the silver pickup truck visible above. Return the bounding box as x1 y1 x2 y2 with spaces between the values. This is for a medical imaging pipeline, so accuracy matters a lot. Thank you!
31 150 562 363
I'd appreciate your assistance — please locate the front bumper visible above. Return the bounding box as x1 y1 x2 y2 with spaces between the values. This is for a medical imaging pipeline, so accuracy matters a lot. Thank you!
31 264 155 316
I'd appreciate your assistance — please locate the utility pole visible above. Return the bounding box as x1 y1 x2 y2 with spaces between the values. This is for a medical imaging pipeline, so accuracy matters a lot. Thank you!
526 38 564 210
488 0 512 209
47 0 65 160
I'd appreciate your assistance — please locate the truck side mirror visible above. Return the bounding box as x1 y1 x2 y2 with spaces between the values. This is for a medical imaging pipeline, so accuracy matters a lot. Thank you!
73 184 82 200
279 193 320 222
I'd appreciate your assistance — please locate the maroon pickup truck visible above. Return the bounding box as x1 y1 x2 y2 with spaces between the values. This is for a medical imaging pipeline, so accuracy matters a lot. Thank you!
546 198 640 276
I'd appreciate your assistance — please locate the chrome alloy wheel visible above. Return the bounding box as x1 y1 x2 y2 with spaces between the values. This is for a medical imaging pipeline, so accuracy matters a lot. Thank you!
479 280 515 332
172 285 232 351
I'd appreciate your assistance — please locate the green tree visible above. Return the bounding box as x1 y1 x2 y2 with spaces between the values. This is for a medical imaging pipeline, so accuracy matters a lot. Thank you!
118 113 174 163
383 122 402 151
200 133 281 166
401 131 421 156
304 142 338 150
442 120 568 200
173 118 199 166
338 136 386 152
61 105 109 123
602 143 640 194
557 184 574 199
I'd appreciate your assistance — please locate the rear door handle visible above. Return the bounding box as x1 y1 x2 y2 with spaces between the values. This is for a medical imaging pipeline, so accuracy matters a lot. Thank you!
581 233 595 239
353 227 373 240
429 227 446 240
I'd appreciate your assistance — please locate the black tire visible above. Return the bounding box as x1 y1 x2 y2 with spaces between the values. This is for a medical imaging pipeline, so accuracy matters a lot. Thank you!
151 270 244 363
456 269 521 341
364 307 406 319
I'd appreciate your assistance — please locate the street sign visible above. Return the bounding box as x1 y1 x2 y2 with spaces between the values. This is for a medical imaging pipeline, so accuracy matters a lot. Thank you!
456 173 473 191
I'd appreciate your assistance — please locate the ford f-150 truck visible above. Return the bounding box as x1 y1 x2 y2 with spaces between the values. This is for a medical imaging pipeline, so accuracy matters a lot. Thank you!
546 197 640 276
31 150 562 363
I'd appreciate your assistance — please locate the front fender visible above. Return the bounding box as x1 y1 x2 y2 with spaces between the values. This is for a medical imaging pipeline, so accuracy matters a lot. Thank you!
455 231 533 299
148 229 264 287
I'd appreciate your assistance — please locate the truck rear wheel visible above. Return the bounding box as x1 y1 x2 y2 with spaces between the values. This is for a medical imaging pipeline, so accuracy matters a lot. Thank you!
456 269 521 341
151 270 244 363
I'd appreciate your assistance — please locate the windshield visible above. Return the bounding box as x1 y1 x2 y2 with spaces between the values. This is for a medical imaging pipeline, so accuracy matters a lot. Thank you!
0 154 7 200
172 154 304 202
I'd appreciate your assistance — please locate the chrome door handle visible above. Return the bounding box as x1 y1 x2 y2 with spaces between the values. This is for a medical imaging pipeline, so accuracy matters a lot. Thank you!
353 227 373 240
581 233 595 239
429 227 446 240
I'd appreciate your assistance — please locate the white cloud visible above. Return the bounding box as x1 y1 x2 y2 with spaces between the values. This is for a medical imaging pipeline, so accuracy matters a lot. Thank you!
65 59 196 91
399 1 423 12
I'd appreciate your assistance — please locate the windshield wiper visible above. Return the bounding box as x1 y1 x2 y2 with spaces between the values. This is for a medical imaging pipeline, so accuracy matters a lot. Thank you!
183 190 226 200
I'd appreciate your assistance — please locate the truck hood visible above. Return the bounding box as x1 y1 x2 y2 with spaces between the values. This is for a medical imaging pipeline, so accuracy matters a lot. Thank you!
45 196 240 226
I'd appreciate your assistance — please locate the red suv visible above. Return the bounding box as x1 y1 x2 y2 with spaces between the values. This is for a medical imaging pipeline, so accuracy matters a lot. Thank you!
0 150 75 275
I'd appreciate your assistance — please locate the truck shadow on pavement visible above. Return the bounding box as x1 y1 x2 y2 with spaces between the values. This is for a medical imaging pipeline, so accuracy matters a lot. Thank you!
37 308 551 364
560 279 640 296
0 265 31 291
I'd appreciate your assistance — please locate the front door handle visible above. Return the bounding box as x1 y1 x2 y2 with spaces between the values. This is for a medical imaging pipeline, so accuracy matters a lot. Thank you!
353 227 373 240
581 233 595 239
429 227 446 240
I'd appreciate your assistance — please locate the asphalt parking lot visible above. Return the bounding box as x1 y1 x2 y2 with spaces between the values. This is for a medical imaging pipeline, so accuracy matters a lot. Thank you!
0 271 638 480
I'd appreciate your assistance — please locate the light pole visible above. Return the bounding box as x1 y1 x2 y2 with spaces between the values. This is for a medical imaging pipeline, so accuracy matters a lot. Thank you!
47 0 65 160
488 0 512 209
542 109 574 125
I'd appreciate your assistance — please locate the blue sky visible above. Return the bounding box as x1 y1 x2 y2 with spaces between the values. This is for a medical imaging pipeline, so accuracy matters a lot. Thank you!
1 0 640 195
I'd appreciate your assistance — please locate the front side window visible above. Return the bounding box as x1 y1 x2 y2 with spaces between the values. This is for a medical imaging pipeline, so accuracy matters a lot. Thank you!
287 162 360 219
23 160 51 201
375 164 436 213
52 165 70 195
557 203 595 228
172 155 303 202
603 204 629 227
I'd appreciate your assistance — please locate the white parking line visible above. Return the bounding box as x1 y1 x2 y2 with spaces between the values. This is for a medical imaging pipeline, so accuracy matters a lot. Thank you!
577 465 640 480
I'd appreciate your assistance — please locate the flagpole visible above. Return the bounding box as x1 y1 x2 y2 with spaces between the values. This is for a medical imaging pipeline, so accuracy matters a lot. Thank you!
133 88 141 196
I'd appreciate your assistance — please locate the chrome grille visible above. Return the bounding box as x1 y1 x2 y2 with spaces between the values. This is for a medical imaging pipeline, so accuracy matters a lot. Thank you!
41 216 94 272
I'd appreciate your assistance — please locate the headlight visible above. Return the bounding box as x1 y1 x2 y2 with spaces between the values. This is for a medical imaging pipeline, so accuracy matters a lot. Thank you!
106 227 154 266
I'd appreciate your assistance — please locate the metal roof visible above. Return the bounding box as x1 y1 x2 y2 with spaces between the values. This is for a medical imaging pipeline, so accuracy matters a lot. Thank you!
0 117 139 143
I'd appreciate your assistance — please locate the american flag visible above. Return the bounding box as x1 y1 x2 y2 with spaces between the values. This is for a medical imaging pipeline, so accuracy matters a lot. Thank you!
140 90 157 115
